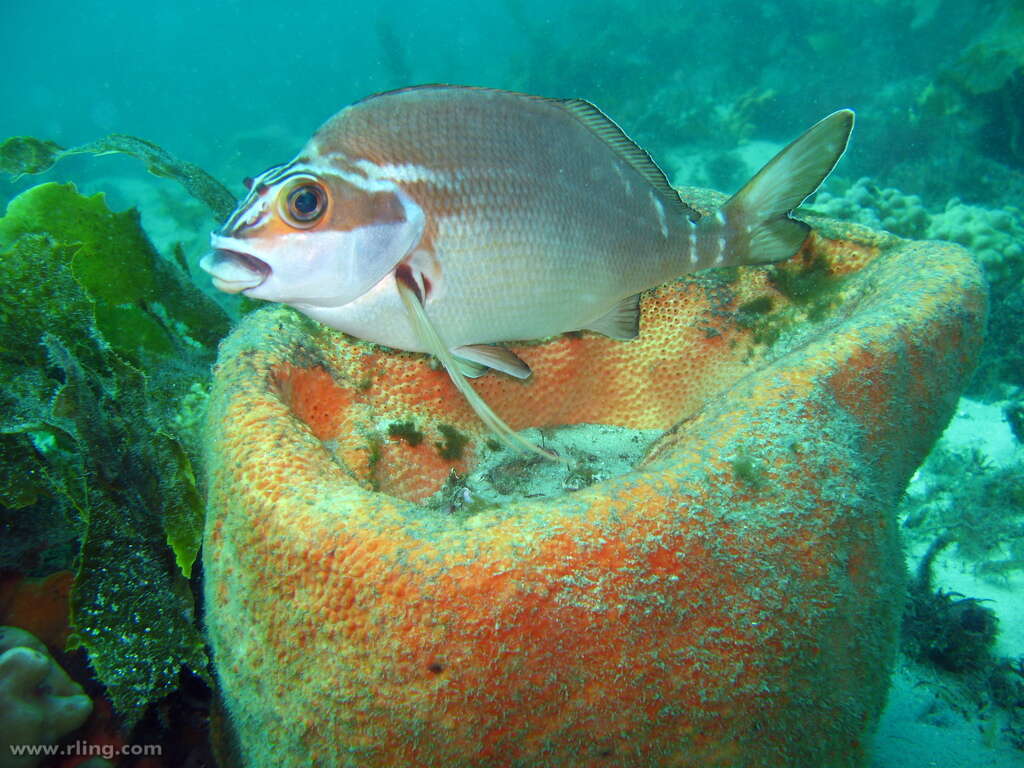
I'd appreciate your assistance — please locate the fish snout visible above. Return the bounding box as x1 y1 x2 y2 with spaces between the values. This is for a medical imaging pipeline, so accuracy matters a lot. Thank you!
199 248 271 294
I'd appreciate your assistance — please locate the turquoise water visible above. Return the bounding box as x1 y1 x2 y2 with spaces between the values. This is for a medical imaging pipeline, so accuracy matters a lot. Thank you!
1 0 1022 765
2 0 1014 201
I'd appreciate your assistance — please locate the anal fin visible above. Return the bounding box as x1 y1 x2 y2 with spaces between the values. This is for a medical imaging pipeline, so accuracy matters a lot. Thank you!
394 266 566 463
584 294 641 339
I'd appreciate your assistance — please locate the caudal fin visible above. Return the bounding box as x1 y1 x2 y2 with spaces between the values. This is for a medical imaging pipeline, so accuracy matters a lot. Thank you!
715 109 854 265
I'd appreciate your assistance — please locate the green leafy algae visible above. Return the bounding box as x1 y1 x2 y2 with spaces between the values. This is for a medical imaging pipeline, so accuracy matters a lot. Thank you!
158 432 206 579
0 184 229 364
0 182 228 727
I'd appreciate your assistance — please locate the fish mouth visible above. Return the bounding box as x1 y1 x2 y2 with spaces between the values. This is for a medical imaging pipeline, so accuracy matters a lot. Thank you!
199 249 270 294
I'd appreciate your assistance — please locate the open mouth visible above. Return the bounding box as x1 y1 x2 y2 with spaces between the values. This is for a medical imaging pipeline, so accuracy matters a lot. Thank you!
199 249 271 294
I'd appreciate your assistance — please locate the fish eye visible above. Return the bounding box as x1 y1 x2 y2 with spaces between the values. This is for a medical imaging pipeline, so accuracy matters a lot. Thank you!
282 181 327 227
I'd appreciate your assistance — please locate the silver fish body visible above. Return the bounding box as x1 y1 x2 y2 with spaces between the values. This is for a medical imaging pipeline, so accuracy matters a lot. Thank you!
295 88 702 351
202 86 853 457
203 86 852 362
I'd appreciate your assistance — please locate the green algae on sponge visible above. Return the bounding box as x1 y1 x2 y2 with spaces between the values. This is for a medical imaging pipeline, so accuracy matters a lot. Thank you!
0 182 228 727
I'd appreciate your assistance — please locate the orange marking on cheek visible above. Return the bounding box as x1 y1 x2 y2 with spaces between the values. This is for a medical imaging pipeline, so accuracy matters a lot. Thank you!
248 215 300 240
325 180 407 232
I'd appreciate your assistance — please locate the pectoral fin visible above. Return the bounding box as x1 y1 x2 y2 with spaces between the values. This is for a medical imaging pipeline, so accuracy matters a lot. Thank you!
394 265 566 463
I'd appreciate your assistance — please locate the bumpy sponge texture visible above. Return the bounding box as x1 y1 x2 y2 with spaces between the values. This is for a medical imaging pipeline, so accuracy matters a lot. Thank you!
203 206 985 767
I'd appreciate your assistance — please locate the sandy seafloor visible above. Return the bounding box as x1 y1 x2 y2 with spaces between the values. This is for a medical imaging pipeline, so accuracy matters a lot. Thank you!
870 399 1024 768
872 667 1024 768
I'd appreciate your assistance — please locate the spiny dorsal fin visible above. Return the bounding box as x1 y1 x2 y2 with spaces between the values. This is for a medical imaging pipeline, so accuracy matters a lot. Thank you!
348 85 700 222
555 97 701 222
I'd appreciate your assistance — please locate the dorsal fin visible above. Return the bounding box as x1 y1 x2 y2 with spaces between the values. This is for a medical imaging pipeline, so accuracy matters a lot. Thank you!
554 97 701 221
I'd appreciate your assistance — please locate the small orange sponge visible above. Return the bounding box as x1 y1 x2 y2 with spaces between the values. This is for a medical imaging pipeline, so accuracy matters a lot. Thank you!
203 206 985 767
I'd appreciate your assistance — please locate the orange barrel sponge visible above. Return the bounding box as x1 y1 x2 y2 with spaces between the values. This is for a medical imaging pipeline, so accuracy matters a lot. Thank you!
202 195 986 768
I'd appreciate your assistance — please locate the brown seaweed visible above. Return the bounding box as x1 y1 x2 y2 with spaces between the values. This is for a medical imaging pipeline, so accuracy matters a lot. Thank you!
0 134 236 222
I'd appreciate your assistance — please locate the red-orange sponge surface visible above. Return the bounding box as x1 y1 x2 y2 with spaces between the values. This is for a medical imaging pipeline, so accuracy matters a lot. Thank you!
203 203 985 768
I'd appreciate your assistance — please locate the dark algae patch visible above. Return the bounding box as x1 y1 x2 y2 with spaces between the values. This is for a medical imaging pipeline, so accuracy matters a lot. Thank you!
388 420 424 446
0 182 229 727
768 250 841 319
730 452 766 488
733 248 847 350
903 538 999 673
901 537 1024 746
737 295 774 317
435 424 470 461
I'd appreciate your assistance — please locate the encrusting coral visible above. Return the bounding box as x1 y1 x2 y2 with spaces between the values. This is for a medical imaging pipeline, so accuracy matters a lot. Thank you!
0 626 92 768
812 177 931 238
813 178 1024 282
813 178 1023 395
203 189 985 767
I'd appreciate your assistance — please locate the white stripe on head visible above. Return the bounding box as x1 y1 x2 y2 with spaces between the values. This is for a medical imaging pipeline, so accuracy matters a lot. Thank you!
355 159 458 190
307 156 409 193
223 160 297 232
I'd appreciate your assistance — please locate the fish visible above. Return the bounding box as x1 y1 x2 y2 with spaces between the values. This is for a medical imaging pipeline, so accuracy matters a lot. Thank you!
201 85 854 460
